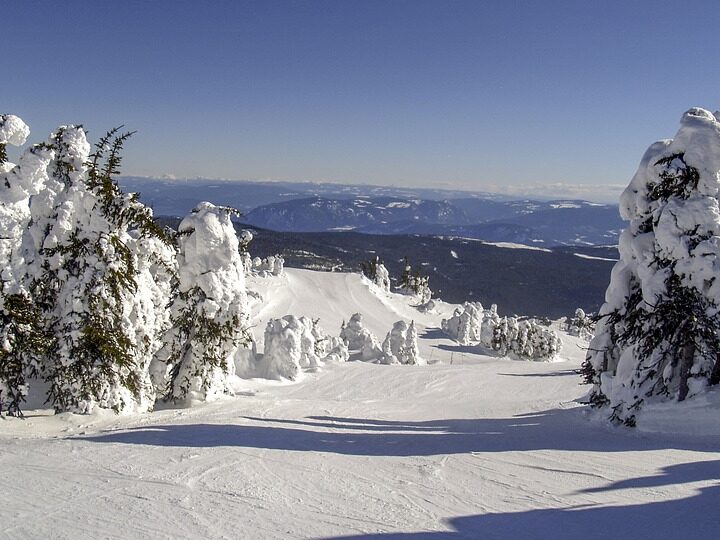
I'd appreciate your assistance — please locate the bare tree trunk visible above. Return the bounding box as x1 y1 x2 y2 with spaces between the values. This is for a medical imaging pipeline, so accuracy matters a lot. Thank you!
678 342 695 401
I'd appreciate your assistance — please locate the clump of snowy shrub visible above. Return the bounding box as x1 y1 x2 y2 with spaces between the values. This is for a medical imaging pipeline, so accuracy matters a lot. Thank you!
380 320 423 365
492 317 562 361
442 302 561 361
361 256 391 292
250 254 284 276
441 302 484 345
340 313 382 360
583 108 720 425
158 202 250 403
259 315 347 380
566 308 595 340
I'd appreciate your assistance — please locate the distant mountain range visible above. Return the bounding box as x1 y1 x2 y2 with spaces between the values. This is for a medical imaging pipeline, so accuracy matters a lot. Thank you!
244 196 623 246
122 177 624 247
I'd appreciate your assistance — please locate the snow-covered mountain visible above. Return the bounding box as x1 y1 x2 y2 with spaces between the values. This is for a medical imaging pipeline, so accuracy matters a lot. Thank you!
243 196 468 232
120 177 623 246
242 197 622 246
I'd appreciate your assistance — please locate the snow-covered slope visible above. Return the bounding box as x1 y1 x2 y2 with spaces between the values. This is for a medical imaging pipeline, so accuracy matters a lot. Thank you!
2 269 719 539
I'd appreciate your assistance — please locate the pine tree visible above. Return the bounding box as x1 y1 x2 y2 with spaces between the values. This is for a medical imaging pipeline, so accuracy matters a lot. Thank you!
20 126 173 413
0 114 55 415
584 108 720 425
161 202 250 402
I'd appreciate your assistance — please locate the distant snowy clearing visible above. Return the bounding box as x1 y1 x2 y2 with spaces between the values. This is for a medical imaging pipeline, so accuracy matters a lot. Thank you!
482 241 553 252
2 269 719 539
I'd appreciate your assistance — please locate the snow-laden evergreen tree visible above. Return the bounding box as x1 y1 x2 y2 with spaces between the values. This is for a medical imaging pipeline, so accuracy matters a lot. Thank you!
260 315 304 380
250 254 284 276
340 313 381 360
259 315 349 380
13 126 175 413
398 258 432 304
361 256 390 292
441 302 483 345
380 320 424 365
566 308 595 340
161 202 249 403
0 115 35 277
403 321 422 365
0 116 56 415
584 108 720 425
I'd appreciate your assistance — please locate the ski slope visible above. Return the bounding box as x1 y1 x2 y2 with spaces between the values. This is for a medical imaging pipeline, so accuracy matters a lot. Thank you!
1 269 719 539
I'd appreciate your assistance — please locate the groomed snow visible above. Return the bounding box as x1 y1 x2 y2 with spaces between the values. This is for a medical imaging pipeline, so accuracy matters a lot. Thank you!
2 268 719 539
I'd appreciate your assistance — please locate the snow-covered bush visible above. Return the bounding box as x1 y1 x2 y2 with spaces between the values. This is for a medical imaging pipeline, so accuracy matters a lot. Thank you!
159 202 250 403
584 108 720 425
380 320 423 365
492 317 562 360
441 302 483 345
250 254 284 276
361 256 390 292
340 313 382 360
442 302 561 361
259 315 348 380
566 308 595 340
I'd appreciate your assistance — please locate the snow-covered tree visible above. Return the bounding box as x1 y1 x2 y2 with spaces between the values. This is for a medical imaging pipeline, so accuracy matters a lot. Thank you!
398 258 432 304
404 321 422 365
0 115 54 415
442 301 560 361
584 108 720 425
566 308 595 340
340 313 381 360
380 320 424 365
259 315 348 380
250 254 284 276
441 302 483 345
4 126 174 414
361 256 390 292
160 202 250 403
260 315 304 380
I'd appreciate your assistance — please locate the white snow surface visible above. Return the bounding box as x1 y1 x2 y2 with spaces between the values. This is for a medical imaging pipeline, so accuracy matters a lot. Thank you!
2 268 720 539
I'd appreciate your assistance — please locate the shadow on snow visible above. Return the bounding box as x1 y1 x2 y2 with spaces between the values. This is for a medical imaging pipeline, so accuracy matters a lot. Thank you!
321 484 720 539
79 409 719 455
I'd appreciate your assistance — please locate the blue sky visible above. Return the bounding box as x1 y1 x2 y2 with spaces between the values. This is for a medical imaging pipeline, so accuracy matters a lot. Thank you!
4 0 720 201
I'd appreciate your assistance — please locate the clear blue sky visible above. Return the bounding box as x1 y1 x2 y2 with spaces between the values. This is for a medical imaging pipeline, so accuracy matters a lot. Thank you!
4 0 720 201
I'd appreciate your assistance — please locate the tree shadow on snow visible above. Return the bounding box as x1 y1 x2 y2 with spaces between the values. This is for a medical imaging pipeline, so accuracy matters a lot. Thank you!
419 327 447 340
79 409 719 454
497 370 578 378
320 483 720 539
